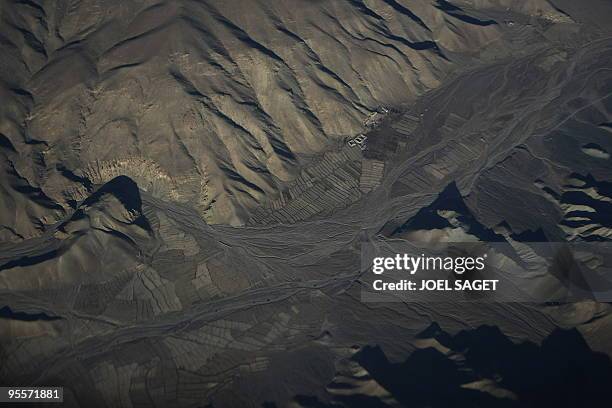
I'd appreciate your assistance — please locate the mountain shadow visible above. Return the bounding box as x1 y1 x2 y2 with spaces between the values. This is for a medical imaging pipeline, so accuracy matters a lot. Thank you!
291 322 612 407
354 323 612 407
383 182 507 242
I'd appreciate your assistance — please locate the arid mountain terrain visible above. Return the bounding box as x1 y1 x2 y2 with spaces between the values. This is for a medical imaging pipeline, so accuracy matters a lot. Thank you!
1 0 612 407
1 0 573 230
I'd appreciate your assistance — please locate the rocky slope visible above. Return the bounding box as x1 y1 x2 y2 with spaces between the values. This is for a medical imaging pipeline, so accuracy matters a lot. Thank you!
1 0 570 231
